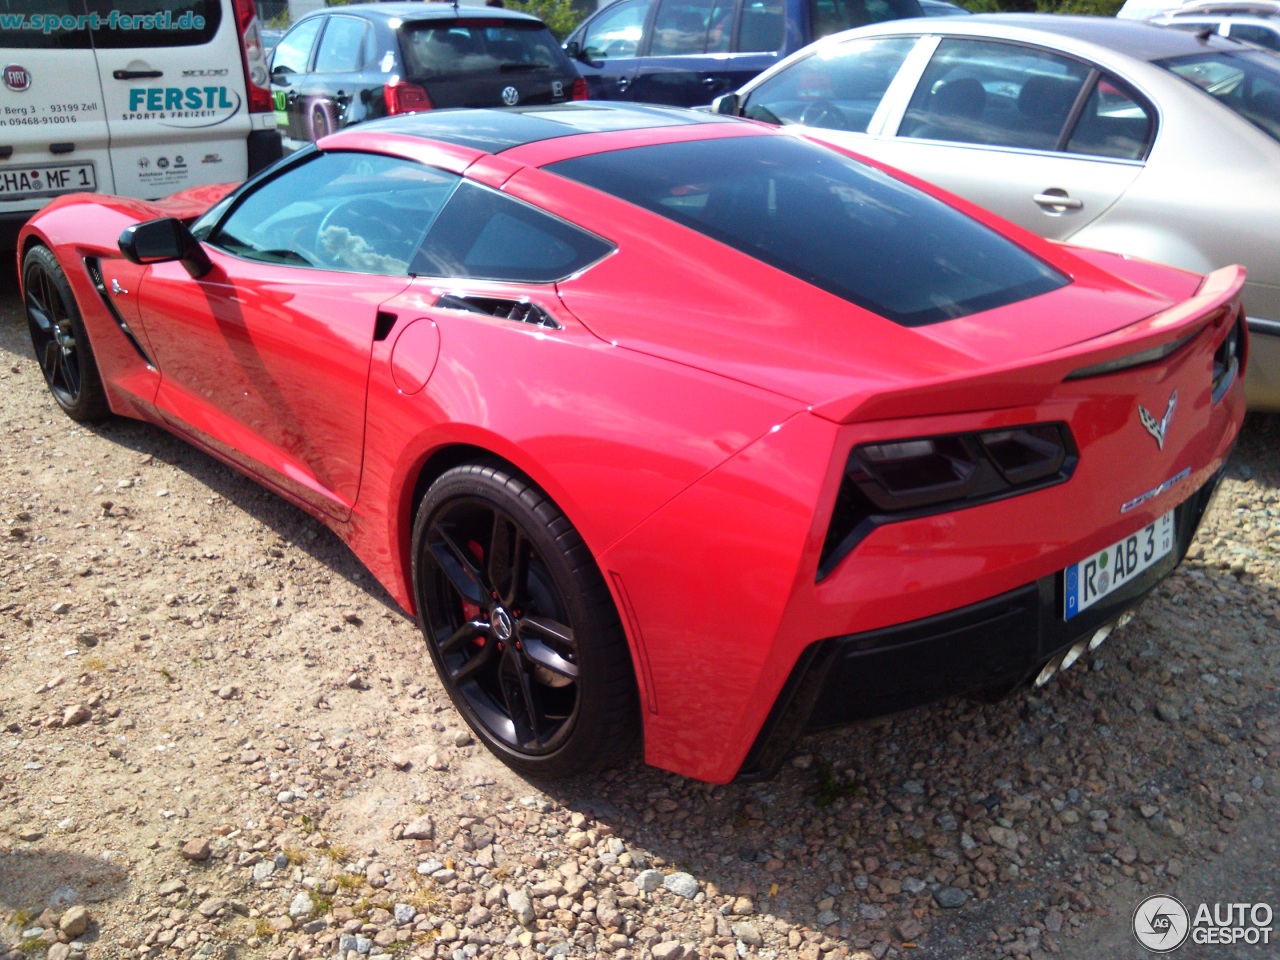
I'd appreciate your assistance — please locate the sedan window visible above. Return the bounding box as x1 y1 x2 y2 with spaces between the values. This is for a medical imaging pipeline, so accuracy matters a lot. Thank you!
400 21 567 79
1065 77 1154 161
901 39 1089 152
210 152 460 275
1158 50 1280 143
741 36 916 131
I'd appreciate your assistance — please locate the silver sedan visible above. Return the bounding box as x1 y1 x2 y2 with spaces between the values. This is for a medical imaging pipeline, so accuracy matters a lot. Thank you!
715 14 1280 410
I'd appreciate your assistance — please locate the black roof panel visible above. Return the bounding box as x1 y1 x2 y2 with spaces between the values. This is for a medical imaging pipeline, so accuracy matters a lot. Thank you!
351 103 733 154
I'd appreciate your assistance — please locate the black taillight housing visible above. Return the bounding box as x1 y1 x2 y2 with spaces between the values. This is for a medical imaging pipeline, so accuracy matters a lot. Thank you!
1212 311 1246 403
819 423 1077 579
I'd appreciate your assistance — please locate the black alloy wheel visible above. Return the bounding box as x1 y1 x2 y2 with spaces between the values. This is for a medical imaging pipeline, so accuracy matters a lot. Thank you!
22 246 110 421
412 462 638 778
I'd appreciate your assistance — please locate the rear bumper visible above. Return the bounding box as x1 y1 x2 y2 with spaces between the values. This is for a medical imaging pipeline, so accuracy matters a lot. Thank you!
1 209 31 252
739 465 1226 780
1244 316 1280 412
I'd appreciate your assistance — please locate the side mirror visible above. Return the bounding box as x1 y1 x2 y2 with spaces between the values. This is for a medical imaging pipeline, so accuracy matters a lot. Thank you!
711 92 741 116
118 217 212 278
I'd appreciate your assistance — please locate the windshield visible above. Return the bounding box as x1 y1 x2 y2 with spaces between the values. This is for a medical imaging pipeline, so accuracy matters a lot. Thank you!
548 136 1067 327
1157 50 1280 143
400 20 567 80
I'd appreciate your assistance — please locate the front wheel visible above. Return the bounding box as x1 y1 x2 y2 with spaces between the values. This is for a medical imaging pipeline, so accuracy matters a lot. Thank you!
22 245 110 422
411 461 639 779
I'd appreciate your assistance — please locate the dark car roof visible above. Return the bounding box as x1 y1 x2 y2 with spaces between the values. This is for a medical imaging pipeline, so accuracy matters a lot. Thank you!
300 2 544 25
963 12 1242 61
351 102 738 153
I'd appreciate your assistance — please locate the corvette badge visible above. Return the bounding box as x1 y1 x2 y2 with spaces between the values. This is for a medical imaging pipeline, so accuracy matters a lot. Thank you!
1138 390 1177 450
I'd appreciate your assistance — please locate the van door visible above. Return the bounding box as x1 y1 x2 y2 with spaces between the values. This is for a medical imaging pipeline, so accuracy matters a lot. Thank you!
0 1 113 219
87 0 255 198
570 0 651 100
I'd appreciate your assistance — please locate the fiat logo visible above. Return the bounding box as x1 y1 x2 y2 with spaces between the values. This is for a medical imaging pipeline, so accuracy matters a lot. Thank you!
501 85 519 106
4 65 30 92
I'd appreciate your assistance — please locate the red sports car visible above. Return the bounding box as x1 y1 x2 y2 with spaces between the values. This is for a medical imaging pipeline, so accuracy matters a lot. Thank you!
18 104 1245 783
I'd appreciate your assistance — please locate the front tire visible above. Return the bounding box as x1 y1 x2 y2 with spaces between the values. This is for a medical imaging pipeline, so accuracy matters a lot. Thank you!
22 245 110 422
411 461 639 779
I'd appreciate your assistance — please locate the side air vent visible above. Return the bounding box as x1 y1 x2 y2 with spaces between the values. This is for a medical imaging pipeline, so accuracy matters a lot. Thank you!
83 257 155 368
435 294 560 330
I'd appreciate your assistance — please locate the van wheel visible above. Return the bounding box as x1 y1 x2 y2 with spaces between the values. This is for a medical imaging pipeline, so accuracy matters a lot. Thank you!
22 245 110 422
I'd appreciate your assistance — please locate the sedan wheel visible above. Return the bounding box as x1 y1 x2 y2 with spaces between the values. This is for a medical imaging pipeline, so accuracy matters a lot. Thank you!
412 462 638 778
23 246 110 421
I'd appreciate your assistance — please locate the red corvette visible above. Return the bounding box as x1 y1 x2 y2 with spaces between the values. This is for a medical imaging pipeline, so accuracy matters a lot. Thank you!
18 104 1245 783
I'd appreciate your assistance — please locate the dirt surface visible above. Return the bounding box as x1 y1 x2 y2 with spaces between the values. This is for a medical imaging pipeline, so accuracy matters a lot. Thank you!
1 257 1278 960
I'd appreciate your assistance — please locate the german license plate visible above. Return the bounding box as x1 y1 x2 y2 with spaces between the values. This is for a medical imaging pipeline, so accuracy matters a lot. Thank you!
0 163 95 199
1064 510 1174 620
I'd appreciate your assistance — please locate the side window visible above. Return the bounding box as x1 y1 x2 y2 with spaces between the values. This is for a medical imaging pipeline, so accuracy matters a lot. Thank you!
271 17 323 76
1066 76 1154 160
901 39 1089 151
742 36 916 132
414 181 614 283
650 0 718 56
811 0 922 39
210 152 460 276
1229 23 1280 51
580 0 650 60
0 0 93 49
737 0 785 53
313 16 369 74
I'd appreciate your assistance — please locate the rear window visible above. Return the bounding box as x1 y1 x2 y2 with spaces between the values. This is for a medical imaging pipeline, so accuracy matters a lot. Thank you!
1157 50 1280 143
547 136 1067 327
399 19 569 80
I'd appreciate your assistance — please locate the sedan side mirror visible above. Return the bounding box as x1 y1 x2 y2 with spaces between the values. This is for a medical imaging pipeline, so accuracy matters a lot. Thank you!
711 93 741 116
118 217 212 278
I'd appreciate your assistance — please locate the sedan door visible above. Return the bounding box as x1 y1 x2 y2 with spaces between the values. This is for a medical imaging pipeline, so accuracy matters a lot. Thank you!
865 38 1151 240
133 151 459 520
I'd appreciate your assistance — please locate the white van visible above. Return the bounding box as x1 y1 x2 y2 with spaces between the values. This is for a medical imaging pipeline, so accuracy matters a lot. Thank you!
0 0 282 248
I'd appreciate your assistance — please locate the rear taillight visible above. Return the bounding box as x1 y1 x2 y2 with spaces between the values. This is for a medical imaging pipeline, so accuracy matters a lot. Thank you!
1213 310 1246 402
819 423 1076 578
231 0 272 113
572 77 589 101
385 80 433 115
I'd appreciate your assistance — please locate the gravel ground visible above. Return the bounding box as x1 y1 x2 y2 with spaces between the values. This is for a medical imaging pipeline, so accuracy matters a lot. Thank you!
1 265 1277 960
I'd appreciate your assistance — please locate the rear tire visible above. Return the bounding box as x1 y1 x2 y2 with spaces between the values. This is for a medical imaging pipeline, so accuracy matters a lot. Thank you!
22 245 111 422
411 460 640 779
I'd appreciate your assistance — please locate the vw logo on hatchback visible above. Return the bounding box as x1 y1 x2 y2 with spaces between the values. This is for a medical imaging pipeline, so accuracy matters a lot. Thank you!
501 85 519 106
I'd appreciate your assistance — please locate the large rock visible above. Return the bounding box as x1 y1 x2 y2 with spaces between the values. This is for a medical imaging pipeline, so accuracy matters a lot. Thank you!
59 905 90 937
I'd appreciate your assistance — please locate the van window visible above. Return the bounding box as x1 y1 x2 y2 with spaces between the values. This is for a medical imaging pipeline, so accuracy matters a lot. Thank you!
86 0 222 49
738 0 785 52
811 0 922 38
651 0 727 56
580 0 650 60
1 0 94 49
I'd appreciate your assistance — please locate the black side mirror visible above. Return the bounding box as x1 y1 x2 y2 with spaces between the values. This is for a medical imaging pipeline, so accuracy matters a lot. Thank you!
711 93 741 116
118 217 212 278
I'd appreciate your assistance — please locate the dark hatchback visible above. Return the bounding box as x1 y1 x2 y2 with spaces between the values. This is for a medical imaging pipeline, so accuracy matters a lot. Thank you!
269 3 586 149
563 0 925 107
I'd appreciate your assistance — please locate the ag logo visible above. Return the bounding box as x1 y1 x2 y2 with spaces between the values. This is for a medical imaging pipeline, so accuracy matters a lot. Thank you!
501 85 519 106
1133 895 1190 953
3 64 30 92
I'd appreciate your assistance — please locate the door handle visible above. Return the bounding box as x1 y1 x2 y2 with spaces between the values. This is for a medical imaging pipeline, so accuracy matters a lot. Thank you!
701 76 720 88
1033 191 1083 210
616 77 630 91
113 69 163 80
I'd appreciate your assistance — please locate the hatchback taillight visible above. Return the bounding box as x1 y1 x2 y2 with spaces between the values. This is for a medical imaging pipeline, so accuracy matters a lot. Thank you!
231 0 272 113
385 80 433 115
572 77 589 101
